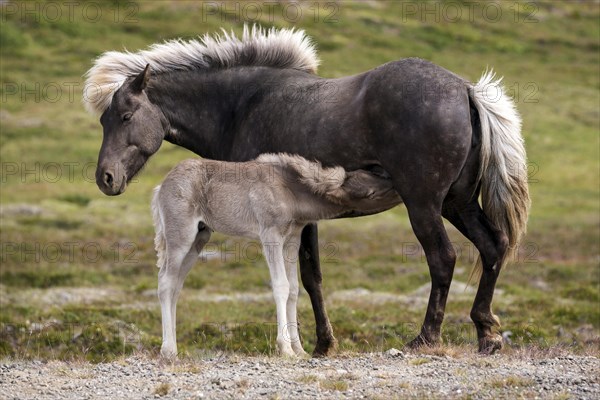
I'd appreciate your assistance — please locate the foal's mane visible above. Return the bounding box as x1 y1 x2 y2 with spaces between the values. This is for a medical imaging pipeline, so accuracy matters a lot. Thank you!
256 153 346 198
83 25 320 115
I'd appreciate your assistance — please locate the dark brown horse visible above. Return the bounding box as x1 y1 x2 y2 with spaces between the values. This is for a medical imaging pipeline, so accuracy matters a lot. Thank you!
85 26 530 355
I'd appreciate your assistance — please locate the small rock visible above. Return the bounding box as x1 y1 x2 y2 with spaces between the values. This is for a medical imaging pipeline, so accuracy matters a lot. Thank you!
384 348 405 358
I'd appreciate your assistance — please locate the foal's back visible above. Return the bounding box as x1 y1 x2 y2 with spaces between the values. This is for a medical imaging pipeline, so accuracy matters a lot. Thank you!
157 158 305 239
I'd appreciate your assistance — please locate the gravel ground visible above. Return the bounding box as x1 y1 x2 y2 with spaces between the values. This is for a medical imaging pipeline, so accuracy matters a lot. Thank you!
1 350 598 399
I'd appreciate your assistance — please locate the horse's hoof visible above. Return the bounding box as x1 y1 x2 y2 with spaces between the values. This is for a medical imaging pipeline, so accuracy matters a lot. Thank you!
312 337 338 358
406 334 438 350
478 334 503 355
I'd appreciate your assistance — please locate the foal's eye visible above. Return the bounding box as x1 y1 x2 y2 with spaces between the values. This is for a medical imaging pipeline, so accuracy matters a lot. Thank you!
122 112 133 122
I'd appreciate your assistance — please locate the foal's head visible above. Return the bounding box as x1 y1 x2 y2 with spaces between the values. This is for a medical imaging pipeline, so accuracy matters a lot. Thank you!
96 65 168 195
334 169 400 212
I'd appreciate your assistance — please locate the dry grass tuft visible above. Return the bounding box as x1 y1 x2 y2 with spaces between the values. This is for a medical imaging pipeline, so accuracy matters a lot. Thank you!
339 372 360 381
398 382 411 389
502 344 600 360
415 344 464 358
488 375 534 388
552 392 572 400
296 374 319 384
409 357 430 366
153 382 171 397
237 378 250 388
320 378 349 391
165 362 202 374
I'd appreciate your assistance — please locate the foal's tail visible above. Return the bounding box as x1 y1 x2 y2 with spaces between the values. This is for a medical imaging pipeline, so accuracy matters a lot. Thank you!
151 185 167 269
469 71 531 277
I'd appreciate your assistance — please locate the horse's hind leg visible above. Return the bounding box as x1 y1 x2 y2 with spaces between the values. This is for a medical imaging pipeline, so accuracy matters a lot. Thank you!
299 224 337 356
442 200 508 354
403 200 457 348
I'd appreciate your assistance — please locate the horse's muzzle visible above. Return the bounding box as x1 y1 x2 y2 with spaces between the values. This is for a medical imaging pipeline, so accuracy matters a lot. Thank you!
96 167 127 196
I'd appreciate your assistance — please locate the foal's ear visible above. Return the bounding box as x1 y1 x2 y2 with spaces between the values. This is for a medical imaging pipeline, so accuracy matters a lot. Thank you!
130 64 151 93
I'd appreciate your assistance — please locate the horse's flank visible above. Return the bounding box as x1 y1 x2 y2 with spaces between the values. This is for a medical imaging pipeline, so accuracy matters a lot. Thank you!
83 25 319 115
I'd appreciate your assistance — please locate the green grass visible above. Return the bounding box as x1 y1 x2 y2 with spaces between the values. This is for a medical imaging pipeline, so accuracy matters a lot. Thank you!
1 1 598 361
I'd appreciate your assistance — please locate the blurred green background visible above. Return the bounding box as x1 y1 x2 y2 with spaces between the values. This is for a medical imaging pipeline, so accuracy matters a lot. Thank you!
0 0 598 361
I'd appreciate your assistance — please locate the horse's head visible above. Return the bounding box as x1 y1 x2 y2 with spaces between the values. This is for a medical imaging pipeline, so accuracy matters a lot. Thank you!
96 65 167 195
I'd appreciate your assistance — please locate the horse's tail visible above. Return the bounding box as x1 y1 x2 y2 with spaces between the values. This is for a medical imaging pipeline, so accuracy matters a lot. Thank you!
468 70 531 280
151 185 167 269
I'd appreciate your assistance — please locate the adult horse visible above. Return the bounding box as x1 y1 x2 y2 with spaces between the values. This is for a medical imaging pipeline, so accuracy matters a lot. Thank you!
84 26 530 355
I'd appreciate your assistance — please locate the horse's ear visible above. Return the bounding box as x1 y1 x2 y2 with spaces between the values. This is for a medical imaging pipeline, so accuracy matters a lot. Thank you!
131 64 151 93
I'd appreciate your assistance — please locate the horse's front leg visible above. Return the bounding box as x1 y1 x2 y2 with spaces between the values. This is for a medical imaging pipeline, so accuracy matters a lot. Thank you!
299 224 337 357
262 230 295 357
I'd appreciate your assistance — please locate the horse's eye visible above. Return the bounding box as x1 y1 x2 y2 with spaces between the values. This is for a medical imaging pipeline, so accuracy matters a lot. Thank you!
122 112 133 122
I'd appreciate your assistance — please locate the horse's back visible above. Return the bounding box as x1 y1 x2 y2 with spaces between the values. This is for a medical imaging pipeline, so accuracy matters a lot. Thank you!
364 58 471 127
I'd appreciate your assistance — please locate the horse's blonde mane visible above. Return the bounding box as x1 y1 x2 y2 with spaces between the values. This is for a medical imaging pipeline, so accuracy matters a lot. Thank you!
83 25 320 115
256 153 346 197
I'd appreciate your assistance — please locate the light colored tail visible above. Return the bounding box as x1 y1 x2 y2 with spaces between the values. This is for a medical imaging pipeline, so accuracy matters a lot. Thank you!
469 71 531 279
151 185 166 269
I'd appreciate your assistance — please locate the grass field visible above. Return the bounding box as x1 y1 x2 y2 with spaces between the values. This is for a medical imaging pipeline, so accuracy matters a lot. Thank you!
1 1 598 361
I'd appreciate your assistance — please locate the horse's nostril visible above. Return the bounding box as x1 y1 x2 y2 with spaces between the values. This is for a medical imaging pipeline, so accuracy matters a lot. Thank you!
104 172 114 187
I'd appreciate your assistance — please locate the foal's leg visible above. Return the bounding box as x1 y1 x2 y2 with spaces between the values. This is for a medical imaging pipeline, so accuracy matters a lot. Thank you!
284 236 308 357
299 224 337 356
159 224 208 359
404 201 457 348
262 229 295 356
443 200 508 354
159 246 192 359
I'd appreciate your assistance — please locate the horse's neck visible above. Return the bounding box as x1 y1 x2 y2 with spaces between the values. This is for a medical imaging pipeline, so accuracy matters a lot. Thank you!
147 71 232 159
148 68 306 160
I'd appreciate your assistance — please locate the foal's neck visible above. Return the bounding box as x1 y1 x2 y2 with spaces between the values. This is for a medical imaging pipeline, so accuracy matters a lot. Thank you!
290 184 348 222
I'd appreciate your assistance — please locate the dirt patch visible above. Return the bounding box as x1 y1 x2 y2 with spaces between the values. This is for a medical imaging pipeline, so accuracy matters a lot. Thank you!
1 351 598 399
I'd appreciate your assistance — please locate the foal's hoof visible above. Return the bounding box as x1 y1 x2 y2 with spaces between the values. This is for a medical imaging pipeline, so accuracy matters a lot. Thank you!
406 334 438 350
277 341 297 358
478 334 503 355
312 336 338 358
293 346 310 358
160 348 178 361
